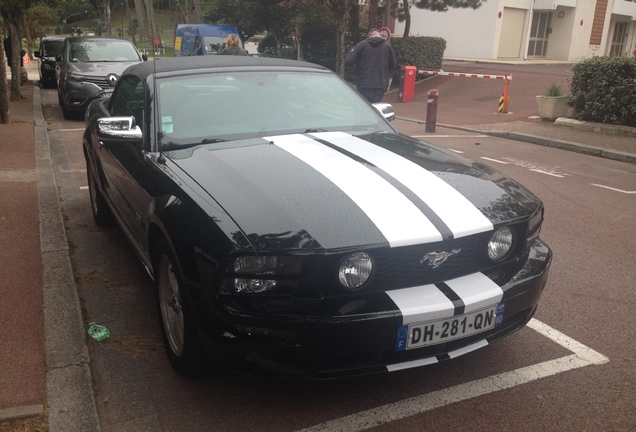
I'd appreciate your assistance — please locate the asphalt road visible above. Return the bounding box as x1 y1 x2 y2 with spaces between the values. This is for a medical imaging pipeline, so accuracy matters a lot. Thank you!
40 81 636 432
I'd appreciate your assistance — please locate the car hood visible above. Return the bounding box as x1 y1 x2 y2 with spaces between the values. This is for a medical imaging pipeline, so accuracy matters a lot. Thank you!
169 131 541 251
65 61 141 76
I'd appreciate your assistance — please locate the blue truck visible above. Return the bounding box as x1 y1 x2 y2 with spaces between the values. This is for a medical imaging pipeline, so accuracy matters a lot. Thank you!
174 24 242 56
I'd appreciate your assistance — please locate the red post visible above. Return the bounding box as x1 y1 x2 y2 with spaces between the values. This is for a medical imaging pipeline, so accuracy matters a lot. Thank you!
398 66 417 103
502 76 511 113
425 90 438 133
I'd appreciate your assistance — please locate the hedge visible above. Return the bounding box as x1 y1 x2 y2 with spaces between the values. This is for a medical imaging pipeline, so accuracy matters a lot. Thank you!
569 56 636 127
390 36 446 72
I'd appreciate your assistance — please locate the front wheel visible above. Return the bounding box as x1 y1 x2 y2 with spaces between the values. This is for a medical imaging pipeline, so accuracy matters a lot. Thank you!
155 239 208 377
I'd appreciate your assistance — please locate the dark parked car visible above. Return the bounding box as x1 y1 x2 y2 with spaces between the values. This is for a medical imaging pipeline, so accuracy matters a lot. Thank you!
57 36 146 119
34 36 65 88
83 56 552 379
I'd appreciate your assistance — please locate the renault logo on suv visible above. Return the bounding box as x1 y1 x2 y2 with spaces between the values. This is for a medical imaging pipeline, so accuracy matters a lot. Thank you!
107 74 119 86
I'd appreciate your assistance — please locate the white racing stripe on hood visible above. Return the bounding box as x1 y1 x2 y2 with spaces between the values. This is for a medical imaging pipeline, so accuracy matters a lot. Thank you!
386 272 504 325
265 134 443 247
311 131 494 238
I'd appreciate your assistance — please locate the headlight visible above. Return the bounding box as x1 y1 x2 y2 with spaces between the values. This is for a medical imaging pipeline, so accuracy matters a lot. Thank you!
487 227 514 261
66 72 87 82
338 252 373 290
218 256 302 295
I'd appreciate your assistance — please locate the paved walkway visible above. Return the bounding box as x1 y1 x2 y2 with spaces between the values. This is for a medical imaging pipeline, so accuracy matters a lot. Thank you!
1 60 634 431
1 65 101 431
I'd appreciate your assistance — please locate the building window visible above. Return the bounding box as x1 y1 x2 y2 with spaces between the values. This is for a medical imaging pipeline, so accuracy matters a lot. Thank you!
609 22 628 56
528 12 552 57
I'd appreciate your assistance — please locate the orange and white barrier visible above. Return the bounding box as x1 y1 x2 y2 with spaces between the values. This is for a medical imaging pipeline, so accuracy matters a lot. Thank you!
419 69 513 113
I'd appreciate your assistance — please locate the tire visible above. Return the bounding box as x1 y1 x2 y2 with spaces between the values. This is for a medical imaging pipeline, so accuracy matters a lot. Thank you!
58 89 74 120
155 239 208 377
86 158 113 226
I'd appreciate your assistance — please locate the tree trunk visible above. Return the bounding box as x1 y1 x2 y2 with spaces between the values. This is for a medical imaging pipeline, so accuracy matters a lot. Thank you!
179 0 191 24
384 0 392 28
104 1 112 36
132 0 148 44
124 0 132 38
0 35 10 123
350 2 361 45
22 14 33 60
402 0 411 37
369 0 380 31
145 0 161 50
9 24 22 102
336 25 346 77
193 0 202 23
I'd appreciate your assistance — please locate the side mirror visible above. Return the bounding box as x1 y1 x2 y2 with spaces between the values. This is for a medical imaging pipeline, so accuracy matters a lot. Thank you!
55 54 62 62
373 103 396 122
142 53 148 61
97 116 142 140
34 51 40 58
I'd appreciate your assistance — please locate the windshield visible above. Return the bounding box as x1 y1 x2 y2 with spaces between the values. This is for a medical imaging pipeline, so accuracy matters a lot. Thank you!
69 40 141 62
157 70 393 150
43 40 63 57
202 36 230 54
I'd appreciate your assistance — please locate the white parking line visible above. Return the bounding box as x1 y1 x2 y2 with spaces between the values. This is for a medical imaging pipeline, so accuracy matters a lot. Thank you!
481 157 509 164
530 169 565 178
296 319 608 432
59 128 85 132
591 184 636 194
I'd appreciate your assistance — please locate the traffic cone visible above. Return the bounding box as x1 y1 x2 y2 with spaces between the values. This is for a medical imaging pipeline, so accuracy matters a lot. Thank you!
23 54 31 65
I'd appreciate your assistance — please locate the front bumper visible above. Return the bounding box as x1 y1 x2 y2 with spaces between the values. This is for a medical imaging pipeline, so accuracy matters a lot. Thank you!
61 80 111 113
199 239 552 379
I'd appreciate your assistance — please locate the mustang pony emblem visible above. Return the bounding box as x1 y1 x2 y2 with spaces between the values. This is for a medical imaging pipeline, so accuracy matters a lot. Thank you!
420 249 461 268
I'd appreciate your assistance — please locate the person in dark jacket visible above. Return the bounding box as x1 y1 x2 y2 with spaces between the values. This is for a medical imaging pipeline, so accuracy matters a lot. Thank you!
345 28 397 103
4 35 28 85
218 34 248 56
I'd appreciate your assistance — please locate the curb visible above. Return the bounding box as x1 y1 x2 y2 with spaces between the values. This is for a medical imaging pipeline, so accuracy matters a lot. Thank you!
33 85 102 431
396 116 636 165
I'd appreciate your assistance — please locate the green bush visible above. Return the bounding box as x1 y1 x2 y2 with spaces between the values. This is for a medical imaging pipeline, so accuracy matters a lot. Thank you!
390 36 446 72
569 56 636 127
545 83 563 97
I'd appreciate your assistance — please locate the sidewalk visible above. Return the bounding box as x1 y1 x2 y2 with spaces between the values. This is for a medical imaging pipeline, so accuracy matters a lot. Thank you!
1 65 101 431
1 60 635 431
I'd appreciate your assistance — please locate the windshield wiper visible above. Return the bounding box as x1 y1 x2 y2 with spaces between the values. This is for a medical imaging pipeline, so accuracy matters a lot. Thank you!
201 138 226 144
304 128 327 133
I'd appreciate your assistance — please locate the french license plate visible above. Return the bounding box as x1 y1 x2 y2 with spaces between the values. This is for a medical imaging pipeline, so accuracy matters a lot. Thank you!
395 303 505 351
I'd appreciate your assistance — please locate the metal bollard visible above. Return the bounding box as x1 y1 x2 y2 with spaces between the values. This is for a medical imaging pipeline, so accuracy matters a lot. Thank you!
425 90 438 133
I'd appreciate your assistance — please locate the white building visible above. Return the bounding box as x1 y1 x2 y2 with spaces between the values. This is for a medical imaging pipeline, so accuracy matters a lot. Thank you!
393 0 636 61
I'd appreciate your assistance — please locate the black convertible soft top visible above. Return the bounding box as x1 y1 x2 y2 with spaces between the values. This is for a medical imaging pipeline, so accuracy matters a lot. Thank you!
125 55 330 81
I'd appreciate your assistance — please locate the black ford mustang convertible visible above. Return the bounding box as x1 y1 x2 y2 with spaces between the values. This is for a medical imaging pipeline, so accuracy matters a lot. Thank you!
83 56 552 378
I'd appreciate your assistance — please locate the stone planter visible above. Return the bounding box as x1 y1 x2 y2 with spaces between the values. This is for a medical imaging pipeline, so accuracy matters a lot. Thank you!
536 95 569 121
